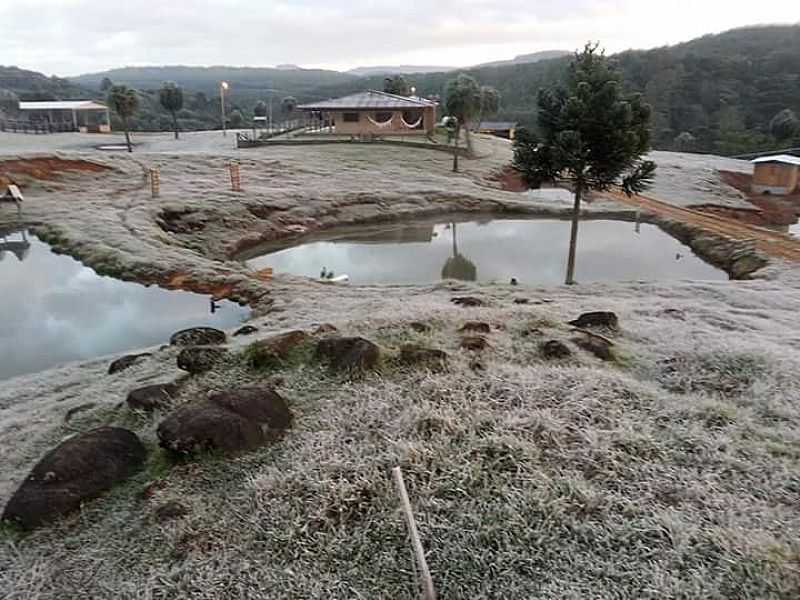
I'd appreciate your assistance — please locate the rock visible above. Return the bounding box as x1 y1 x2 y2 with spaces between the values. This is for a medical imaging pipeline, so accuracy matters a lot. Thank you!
233 325 259 337
170 327 226 347
520 327 543 338
155 500 189 523
459 321 491 334
108 353 151 375
513 298 530 305
127 383 179 412
208 386 293 430
2 427 146 529
568 311 619 330
460 336 490 352
572 331 615 361
540 340 572 359
451 296 484 307
316 336 381 371
244 330 307 369
157 386 291 454
313 323 338 335
177 346 228 374
409 321 431 333
399 344 448 371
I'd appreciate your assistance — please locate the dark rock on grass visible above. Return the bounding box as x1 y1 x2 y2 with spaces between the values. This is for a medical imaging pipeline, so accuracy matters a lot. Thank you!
2 427 146 529
233 325 259 337
127 383 179 412
459 321 491 334
451 296 484 307
316 336 381 372
209 387 293 429
568 311 619 330
108 353 152 375
540 340 572 359
460 336 490 352
513 298 530 305
572 330 615 361
409 321 432 333
157 386 292 454
520 327 544 338
244 330 307 369
155 500 189 523
170 327 226 347
313 323 338 335
177 346 228 375
399 344 448 371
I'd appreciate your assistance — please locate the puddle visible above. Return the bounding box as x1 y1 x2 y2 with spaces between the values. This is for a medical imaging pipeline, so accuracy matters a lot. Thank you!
245 217 727 285
0 229 249 380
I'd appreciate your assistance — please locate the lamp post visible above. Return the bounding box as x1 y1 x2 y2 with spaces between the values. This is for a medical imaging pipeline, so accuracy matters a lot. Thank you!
220 81 229 136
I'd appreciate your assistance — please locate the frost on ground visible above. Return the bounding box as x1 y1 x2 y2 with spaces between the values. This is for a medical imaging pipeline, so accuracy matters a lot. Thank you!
0 134 798 598
2 275 800 599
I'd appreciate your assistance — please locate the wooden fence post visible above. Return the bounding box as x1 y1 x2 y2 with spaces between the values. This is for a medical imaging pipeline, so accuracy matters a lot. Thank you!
229 161 242 192
150 167 160 198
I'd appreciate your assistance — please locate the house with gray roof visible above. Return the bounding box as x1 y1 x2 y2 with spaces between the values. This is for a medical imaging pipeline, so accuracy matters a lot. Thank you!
297 90 437 137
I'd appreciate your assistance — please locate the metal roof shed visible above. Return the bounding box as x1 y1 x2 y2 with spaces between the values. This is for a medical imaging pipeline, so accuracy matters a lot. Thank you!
751 154 800 195
18 100 111 133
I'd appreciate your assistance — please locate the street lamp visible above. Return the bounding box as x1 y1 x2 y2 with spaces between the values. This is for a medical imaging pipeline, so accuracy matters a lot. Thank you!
220 81 229 136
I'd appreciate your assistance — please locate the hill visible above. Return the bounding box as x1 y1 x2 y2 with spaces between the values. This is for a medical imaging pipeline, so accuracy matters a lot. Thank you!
348 65 457 76
0 65 90 107
474 49 571 68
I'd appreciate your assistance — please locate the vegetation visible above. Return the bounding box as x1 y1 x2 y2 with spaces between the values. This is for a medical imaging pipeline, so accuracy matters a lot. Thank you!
229 109 244 128
281 96 297 118
107 85 139 152
159 81 184 139
383 75 411 96
513 44 656 284
444 74 481 170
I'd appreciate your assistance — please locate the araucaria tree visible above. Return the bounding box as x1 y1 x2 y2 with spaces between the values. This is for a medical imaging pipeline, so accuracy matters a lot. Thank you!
513 44 656 284
383 75 410 96
107 85 139 153
445 74 482 171
159 81 184 139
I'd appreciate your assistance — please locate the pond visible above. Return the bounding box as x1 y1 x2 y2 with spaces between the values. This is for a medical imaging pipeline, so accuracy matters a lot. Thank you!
245 216 727 285
0 228 249 380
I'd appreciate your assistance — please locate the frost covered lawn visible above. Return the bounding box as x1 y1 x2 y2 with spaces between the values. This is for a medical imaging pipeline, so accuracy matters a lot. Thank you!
2 276 800 598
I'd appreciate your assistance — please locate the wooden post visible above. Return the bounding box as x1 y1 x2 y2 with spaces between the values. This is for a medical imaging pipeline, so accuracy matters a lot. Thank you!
392 466 436 600
229 161 241 192
150 167 160 198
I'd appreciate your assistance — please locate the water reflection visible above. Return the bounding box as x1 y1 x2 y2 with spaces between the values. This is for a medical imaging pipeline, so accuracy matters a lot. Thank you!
247 217 727 286
0 225 31 262
0 232 249 380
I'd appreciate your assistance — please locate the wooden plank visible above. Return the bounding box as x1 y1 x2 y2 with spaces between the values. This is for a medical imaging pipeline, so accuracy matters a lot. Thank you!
4 184 23 202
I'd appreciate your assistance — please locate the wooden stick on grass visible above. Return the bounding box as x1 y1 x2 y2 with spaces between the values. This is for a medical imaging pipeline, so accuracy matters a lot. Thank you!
392 466 436 600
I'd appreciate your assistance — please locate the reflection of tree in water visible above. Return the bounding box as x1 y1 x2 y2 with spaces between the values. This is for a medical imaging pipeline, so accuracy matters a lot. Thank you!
441 222 477 281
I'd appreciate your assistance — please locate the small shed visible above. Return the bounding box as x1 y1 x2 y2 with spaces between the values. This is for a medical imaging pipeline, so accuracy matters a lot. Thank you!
297 91 437 137
475 121 518 140
18 100 111 133
751 154 800 195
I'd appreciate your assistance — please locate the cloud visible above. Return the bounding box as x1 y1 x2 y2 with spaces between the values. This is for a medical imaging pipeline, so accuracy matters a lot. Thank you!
1 1 798 76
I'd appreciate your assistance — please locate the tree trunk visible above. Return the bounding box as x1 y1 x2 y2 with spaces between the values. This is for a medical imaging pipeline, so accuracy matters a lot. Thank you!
564 183 583 285
452 125 460 172
451 223 458 256
123 117 132 153
172 110 179 140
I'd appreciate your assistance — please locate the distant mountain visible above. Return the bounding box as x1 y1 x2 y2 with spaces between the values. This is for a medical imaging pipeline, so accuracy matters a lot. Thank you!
473 50 571 69
348 65 457 77
275 64 301 70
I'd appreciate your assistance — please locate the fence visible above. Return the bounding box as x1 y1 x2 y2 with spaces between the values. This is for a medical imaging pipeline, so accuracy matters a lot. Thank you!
0 119 78 134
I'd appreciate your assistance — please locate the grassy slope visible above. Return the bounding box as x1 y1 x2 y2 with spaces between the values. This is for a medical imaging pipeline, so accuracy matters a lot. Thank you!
2 276 800 598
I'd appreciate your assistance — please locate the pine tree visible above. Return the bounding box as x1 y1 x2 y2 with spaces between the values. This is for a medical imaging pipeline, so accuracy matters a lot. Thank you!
513 44 656 284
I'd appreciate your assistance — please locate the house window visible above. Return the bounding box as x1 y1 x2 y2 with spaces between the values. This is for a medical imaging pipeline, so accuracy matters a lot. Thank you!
343 112 360 122
374 111 393 123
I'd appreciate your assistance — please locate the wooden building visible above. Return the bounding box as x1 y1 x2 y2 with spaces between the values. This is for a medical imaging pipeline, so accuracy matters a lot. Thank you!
474 121 518 140
751 154 800 195
18 100 111 133
297 91 437 137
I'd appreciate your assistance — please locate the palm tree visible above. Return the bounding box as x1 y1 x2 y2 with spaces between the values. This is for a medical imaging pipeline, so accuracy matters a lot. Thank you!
445 74 482 169
107 85 138 152
159 81 184 139
441 223 477 281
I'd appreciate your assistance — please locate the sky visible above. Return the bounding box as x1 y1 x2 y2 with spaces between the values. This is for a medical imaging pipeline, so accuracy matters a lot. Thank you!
2 0 799 77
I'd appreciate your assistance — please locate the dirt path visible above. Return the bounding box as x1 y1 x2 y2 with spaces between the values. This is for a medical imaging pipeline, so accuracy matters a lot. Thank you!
605 190 800 262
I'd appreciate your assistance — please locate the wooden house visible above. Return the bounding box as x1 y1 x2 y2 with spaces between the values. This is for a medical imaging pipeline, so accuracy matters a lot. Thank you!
751 154 800 195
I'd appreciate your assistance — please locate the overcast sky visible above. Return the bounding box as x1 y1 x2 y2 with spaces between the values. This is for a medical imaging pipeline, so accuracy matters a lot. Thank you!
2 1 799 76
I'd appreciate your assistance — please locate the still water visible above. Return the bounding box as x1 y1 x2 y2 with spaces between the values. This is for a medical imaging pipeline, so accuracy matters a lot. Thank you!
0 229 249 380
246 217 726 285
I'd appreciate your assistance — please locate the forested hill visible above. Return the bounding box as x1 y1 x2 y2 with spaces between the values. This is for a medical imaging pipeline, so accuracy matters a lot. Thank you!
307 25 800 155
0 66 89 100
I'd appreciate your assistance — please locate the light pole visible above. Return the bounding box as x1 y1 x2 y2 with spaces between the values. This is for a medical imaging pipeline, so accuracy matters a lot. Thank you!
220 81 229 136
